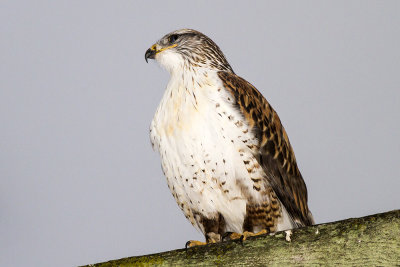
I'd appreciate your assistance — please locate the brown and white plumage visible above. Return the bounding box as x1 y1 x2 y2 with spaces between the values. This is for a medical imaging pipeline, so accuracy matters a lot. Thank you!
145 29 313 243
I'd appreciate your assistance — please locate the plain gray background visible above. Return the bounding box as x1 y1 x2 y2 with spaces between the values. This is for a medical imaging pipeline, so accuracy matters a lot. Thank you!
1 1 399 266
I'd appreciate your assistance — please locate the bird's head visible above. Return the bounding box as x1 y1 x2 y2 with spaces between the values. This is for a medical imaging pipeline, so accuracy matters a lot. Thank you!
145 29 233 74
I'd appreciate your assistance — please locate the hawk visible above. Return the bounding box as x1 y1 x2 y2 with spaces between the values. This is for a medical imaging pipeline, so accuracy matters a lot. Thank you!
145 29 314 246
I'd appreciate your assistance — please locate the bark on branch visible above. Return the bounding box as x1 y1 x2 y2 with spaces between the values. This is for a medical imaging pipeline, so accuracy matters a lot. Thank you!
83 210 400 266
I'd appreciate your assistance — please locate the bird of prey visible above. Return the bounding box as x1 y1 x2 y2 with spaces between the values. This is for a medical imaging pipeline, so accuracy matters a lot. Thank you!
145 29 314 246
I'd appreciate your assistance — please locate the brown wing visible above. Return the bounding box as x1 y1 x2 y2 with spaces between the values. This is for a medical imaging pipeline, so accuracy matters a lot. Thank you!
218 71 314 226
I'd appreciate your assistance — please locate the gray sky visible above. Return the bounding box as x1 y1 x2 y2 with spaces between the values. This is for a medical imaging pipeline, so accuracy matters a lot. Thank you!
1 1 399 266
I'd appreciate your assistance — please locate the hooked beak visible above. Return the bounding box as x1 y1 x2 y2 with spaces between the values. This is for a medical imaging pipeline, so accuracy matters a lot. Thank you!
145 44 157 63
145 43 178 63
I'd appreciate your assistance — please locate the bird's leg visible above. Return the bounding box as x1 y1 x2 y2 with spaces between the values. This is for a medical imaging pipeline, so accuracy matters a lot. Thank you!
186 214 225 248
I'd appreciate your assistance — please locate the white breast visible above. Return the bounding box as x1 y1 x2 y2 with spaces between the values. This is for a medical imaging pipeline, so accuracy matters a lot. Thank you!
150 69 290 234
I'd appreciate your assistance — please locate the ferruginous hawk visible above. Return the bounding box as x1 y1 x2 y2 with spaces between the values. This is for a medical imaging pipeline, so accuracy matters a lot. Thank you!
145 29 314 246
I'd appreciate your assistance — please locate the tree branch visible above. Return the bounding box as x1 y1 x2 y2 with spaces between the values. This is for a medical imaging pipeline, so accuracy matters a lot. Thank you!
83 210 400 266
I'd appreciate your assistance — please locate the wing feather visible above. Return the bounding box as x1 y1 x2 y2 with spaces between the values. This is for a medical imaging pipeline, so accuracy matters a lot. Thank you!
218 71 314 226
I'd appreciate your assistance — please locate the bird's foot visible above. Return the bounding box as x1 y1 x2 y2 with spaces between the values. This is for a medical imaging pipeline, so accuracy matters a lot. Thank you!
223 229 268 242
222 232 242 241
241 229 268 241
185 240 207 248
185 232 220 248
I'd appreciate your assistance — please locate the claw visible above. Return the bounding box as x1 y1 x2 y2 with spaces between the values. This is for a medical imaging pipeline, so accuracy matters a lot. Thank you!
222 231 233 241
185 241 191 249
239 234 245 243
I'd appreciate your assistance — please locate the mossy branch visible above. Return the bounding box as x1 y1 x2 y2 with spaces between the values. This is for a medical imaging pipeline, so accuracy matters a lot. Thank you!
83 210 400 266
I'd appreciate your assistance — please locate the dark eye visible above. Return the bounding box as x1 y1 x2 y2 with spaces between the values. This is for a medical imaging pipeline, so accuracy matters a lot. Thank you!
168 34 179 43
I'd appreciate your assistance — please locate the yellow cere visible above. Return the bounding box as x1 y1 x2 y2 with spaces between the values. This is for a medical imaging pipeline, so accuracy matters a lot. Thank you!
155 44 178 54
